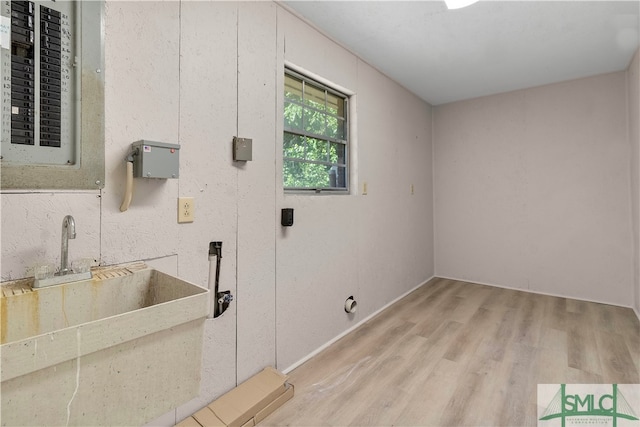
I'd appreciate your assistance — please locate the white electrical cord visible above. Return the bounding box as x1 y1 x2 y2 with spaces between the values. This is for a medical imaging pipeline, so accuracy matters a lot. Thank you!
120 161 134 212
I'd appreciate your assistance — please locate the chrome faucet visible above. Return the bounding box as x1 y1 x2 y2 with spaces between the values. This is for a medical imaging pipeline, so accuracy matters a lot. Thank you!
33 214 91 288
58 215 76 276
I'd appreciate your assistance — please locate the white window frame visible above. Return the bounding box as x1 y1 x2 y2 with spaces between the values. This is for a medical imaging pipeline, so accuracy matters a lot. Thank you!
283 68 350 193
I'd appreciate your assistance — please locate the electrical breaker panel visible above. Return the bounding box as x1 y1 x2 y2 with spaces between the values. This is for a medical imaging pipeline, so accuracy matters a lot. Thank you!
1 0 79 166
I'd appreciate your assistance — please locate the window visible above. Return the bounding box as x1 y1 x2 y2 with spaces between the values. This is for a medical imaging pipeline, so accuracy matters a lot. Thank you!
283 70 348 192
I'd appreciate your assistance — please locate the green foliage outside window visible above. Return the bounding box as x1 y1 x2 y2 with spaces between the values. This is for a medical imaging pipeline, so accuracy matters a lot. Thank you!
283 72 348 191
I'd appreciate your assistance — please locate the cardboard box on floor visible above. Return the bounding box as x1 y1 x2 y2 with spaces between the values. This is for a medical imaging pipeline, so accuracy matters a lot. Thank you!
176 367 294 427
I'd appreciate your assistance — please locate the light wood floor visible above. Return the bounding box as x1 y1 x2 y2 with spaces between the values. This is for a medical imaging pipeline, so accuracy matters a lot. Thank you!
262 278 640 426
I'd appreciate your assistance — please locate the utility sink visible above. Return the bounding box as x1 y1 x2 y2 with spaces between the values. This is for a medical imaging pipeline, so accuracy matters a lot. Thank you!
0 262 209 426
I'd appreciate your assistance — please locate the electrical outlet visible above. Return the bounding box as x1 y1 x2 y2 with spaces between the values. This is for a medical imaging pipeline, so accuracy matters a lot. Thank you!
178 197 195 223
362 181 368 195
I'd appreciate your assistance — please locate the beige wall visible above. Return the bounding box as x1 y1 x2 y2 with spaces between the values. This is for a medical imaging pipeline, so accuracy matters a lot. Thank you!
629 50 640 317
274 8 434 371
434 72 633 306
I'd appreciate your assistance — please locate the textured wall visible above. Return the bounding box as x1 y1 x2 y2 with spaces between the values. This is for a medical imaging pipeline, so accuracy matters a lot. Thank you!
273 7 434 371
174 2 240 420
0 2 434 425
235 2 278 384
1 192 100 280
629 50 640 317
434 72 633 306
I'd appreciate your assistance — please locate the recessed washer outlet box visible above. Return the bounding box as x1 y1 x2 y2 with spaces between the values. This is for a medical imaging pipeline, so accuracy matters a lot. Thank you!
132 140 180 179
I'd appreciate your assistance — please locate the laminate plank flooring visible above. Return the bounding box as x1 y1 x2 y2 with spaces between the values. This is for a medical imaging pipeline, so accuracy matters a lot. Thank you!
262 278 640 426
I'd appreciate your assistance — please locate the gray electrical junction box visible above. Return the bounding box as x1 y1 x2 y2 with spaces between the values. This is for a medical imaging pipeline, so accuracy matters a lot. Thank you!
233 137 253 161
132 140 180 179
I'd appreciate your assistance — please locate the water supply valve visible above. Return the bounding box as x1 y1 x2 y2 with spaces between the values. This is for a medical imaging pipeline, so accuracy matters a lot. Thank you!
218 292 234 305
215 290 233 318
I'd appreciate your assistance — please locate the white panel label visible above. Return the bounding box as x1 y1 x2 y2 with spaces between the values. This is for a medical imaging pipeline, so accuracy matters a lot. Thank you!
0 16 9 49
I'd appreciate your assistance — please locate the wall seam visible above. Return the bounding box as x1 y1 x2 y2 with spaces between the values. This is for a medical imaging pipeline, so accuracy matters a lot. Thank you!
175 4 182 421
431 106 437 277
177 0 182 281
356 56 362 328
626 65 637 305
98 192 103 269
273 4 279 372
234 3 240 388
629 67 634 305
630 51 640 315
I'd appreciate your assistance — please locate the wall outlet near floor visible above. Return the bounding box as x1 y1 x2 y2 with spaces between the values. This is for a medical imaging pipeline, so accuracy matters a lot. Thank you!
178 197 195 223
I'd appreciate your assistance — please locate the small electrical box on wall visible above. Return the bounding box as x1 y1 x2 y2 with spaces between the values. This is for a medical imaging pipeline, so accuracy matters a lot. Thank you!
233 137 252 161
281 208 294 227
132 140 180 179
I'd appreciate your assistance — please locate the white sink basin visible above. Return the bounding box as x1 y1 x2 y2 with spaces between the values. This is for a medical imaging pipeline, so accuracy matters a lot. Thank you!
1 262 209 426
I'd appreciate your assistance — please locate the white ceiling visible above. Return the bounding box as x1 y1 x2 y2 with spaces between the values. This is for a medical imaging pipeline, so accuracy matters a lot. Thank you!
282 1 640 105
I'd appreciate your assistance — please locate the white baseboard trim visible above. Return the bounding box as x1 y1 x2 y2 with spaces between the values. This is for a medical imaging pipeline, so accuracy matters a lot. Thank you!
281 275 436 375
436 275 635 310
